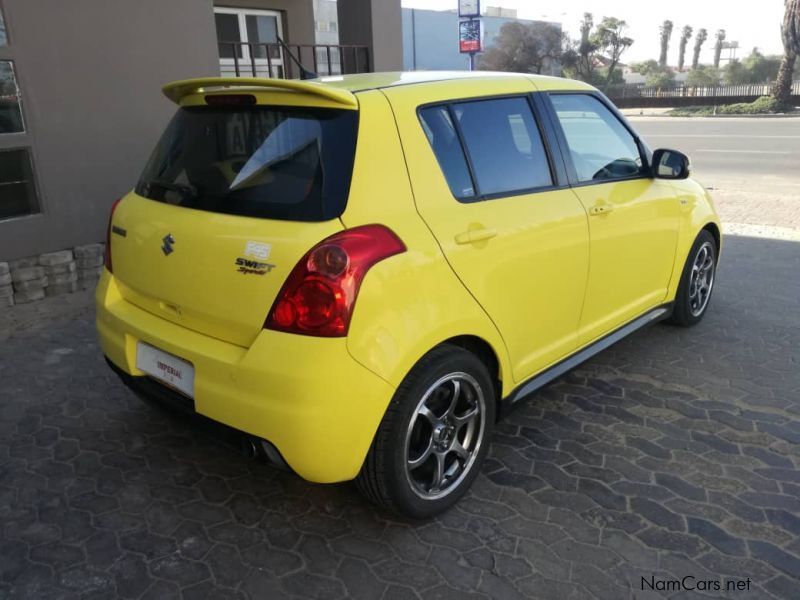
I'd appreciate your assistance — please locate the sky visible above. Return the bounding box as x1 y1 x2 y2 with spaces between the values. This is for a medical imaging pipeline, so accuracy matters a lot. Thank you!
400 0 787 65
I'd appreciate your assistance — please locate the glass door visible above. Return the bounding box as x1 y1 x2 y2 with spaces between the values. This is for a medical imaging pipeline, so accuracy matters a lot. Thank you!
214 8 284 78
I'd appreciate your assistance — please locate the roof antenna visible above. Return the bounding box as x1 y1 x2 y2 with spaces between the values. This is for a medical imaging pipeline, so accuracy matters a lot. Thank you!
275 36 318 80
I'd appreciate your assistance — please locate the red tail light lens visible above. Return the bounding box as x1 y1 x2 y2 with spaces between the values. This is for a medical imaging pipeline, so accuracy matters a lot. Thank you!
265 225 406 337
104 198 122 273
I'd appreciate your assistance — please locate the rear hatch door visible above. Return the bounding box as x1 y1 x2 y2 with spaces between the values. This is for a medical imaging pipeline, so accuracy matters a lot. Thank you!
109 81 358 347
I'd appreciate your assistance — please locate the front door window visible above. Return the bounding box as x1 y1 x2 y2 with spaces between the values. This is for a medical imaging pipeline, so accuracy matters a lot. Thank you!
214 8 283 77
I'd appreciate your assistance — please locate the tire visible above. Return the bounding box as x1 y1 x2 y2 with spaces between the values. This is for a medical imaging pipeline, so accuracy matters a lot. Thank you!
667 229 717 327
356 344 496 519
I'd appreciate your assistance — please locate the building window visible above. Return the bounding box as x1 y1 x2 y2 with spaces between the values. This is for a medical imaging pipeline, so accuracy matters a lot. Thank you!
0 6 7 46
0 61 24 134
0 148 40 219
214 8 284 77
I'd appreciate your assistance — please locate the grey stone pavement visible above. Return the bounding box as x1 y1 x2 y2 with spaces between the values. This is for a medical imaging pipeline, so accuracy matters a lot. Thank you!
2 163 800 597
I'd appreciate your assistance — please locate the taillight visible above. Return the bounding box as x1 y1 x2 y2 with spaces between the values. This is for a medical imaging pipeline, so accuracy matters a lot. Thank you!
265 225 406 337
104 198 122 273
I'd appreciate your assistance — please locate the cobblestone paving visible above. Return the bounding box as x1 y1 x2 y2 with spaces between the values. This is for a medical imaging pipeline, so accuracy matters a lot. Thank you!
1 235 799 599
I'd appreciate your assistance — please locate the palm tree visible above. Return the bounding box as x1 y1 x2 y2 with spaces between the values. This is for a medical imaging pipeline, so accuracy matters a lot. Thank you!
713 29 727 68
659 20 674 67
678 26 693 71
692 28 709 69
774 0 800 108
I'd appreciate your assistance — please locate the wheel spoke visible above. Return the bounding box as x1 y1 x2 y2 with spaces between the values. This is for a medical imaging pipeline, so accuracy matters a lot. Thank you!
450 441 469 461
418 405 438 426
445 380 461 418
430 452 446 492
453 405 479 428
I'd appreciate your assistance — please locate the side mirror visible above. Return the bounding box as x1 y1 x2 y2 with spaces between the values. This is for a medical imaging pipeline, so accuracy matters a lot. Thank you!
651 148 691 180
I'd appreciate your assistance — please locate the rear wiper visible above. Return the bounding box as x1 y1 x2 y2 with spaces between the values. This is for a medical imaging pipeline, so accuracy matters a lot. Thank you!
145 180 198 200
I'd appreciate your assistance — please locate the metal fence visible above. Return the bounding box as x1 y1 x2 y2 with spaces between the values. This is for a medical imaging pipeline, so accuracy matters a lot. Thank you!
606 81 800 108
217 41 371 80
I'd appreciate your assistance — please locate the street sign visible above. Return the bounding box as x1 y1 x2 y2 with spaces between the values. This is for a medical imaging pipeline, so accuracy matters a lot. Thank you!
458 0 480 18
459 19 482 54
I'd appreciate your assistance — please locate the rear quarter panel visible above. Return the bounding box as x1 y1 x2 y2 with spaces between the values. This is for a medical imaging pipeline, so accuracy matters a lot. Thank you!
340 89 514 397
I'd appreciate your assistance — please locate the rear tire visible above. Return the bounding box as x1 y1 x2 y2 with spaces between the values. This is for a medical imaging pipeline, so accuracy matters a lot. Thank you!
668 229 717 327
356 344 495 519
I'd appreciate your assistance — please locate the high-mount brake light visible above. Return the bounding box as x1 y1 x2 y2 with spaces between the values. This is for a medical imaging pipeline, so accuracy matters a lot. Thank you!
265 225 406 337
205 94 257 106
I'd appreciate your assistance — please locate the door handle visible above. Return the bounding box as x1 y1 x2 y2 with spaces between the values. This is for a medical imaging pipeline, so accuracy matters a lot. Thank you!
455 228 498 245
589 204 614 216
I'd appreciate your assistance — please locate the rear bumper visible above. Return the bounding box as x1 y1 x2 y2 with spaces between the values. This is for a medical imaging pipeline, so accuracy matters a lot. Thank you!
95 270 396 483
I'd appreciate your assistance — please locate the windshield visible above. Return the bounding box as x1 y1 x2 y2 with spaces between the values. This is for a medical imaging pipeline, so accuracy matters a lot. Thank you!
136 105 358 221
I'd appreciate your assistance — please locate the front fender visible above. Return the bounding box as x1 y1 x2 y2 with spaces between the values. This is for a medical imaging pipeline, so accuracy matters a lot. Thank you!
667 178 723 299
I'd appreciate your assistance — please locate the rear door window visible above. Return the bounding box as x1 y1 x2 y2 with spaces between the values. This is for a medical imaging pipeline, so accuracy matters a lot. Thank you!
419 97 553 201
136 105 358 222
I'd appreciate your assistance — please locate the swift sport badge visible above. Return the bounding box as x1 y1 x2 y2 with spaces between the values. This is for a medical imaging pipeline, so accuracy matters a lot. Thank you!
161 234 175 256
235 257 276 275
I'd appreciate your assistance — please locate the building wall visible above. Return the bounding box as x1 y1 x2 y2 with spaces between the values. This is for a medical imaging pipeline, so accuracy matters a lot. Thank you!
338 0 403 72
402 8 561 75
0 0 315 261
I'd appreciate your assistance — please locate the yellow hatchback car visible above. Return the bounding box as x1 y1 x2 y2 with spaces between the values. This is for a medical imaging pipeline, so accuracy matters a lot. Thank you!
97 71 721 518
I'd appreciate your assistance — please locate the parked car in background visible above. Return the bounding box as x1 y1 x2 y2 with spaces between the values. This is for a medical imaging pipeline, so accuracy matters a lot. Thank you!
96 71 721 517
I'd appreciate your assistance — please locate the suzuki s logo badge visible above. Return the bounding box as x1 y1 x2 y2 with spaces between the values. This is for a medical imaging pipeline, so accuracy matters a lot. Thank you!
161 234 175 256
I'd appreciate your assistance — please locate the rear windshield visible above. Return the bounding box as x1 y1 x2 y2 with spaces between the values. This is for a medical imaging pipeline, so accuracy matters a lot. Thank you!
136 105 358 221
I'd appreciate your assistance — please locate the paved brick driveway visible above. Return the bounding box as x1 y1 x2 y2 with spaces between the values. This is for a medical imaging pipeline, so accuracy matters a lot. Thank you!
1 234 799 599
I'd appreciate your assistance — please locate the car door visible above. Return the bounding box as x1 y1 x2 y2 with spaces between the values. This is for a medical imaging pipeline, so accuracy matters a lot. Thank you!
545 93 681 346
386 84 590 383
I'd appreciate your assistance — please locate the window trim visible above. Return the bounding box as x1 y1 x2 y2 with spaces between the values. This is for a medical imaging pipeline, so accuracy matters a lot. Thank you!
542 91 654 188
0 2 8 48
0 146 42 221
0 59 26 135
416 92 567 204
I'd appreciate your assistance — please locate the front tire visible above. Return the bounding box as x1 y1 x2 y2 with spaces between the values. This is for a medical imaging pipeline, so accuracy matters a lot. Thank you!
668 229 717 326
356 344 496 518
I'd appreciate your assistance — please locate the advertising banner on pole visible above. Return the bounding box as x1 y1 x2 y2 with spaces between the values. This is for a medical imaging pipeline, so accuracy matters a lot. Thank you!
458 19 482 54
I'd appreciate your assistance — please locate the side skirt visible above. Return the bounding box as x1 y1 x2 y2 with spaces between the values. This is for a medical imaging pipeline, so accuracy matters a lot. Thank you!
500 304 673 417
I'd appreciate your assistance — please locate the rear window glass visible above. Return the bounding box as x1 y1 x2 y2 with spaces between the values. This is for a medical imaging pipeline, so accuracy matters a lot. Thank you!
136 105 358 221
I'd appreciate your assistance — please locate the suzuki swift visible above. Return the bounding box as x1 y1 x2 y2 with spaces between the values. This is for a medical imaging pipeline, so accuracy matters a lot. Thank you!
97 71 721 518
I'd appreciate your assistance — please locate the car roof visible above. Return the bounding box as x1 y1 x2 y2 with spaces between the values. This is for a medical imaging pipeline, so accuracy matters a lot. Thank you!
313 71 595 93
162 72 596 109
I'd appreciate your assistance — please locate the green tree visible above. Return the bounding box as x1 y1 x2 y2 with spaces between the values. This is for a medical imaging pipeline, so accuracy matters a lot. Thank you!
562 13 633 88
631 59 676 87
593 17 634 88
713 29 727 68
724 49 783 84
692 28 708 69
686 65 721 86
478 21 567 74
659 20 674 67
678 26 693 71
773 0 800 107
724 59 747 84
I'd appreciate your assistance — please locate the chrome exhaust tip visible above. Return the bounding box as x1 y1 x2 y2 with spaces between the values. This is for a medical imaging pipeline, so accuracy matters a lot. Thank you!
241 437 259 460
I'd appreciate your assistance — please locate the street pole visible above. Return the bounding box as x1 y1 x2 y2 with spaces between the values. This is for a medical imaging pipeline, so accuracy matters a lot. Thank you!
469 52 475 71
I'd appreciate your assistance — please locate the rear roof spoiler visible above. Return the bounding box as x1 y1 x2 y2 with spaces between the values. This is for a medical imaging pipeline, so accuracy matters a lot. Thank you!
162 77 358 108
